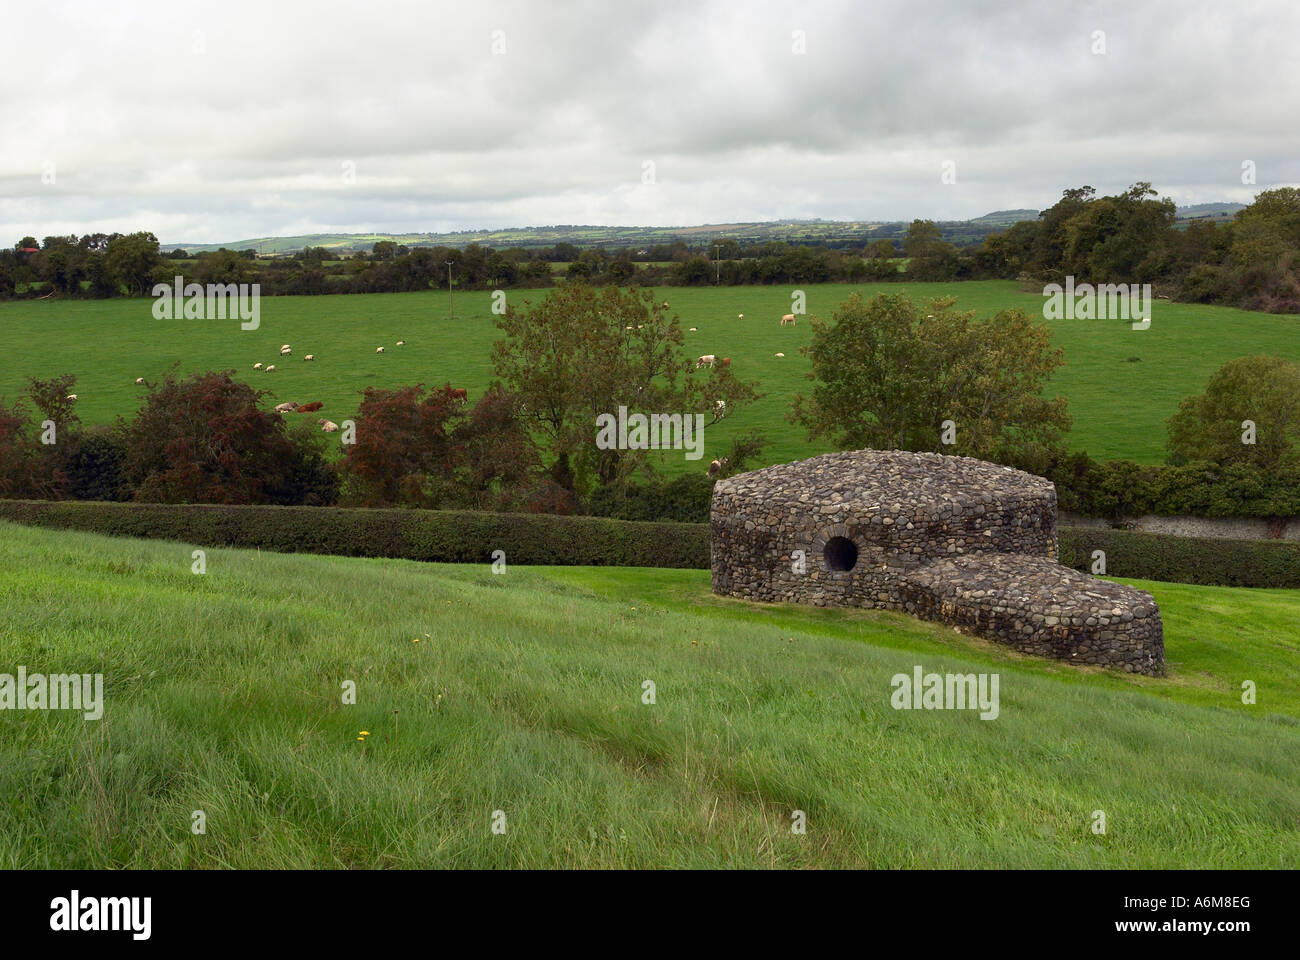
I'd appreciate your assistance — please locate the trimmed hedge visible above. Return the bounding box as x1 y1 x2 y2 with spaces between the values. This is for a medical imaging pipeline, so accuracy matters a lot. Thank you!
0 500 709 569
2 500 1296 588
1059 527 1300 589
586 474 714 524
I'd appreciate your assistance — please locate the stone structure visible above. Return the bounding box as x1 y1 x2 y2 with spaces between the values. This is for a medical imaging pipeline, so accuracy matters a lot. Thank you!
710 450 1164 675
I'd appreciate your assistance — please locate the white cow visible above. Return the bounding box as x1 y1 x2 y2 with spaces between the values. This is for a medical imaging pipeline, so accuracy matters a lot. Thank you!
274 401 298 414
781 314 796 325
318 419 339 432
696 355 716 368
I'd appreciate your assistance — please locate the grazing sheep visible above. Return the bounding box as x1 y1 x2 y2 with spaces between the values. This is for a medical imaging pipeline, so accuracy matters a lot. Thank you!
274 401 298 414
738 313 744 319
376 347 385 353
253 362 263 370
266 365 276 372
688 327 697 332
318 419 339 432
696 355 716 368
304 354 315 361
281 344 291 351
396 340 405 346
297 401 324 413
280 346 292 356
707 456 729 477
66 394 77 401
135 377 145 384
775 352 785 358
781 314 796 325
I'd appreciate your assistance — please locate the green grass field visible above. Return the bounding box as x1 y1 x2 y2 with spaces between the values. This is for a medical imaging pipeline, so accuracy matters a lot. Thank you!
2 520 1298 868
2 281 1298 473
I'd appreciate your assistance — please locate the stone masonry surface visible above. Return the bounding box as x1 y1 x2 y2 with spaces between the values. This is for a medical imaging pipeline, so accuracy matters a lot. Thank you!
710 449 1164 675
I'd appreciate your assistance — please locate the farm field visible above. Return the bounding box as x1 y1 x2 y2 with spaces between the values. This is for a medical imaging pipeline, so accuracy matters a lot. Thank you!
2 281 1298 472
1 520 1298 869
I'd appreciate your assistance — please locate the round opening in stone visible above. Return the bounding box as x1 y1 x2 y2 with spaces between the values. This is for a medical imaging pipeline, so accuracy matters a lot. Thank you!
823 536 858 572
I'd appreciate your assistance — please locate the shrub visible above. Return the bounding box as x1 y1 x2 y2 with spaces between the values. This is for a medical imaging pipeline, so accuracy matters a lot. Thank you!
120 370 301 504
57 425 129 502
0 501 710 569
587 474 713 523
1059 527 1300 589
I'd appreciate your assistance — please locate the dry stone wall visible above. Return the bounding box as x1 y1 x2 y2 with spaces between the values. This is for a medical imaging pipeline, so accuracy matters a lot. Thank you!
711 450 1165 675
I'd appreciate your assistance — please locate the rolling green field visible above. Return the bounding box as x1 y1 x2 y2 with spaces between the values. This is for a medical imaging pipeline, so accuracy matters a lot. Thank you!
1 520 1298 868
2 281 1298 472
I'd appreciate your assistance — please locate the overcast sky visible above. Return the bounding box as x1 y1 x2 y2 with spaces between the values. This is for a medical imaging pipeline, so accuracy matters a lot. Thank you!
1 0 1297 245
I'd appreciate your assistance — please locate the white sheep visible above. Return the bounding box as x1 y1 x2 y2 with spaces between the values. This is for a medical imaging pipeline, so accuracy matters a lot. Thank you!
281 344 291 351
303 354 315 361
66 394 78 401
688 327 697 332
396 340 405 346
775 352 785 358
738 313 744 319
135 377 145 384
266 364 276 372
376 347 385 353
280 346 292 356
253 362 263 370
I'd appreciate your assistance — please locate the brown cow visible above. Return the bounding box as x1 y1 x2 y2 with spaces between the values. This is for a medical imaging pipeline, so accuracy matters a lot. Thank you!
296 401 324 413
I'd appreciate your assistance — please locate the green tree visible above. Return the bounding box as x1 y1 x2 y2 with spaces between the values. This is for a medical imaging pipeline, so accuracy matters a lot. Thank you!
790 292 1070 469
902 220 959 280
492 282 757 491
104 231 161 296
1166 355 1300 472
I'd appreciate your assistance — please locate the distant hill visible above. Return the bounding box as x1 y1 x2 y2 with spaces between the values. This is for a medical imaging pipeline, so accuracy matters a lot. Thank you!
163 202 1248 256
969 209 1039 225
1176 202 1245 222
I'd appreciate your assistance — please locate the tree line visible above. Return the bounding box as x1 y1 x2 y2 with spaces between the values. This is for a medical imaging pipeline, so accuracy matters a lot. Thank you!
3 185 1297 312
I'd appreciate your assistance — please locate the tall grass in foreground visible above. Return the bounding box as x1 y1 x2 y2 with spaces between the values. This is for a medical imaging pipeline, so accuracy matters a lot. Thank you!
1 520 1297 868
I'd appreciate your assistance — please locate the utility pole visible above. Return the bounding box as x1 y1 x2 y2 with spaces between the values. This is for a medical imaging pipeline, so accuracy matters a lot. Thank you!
714 242 721 284
446 261 454 319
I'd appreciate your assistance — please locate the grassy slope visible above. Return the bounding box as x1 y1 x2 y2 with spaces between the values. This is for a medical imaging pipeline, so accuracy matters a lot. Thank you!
2 282 1298 473
2 521 1297 869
